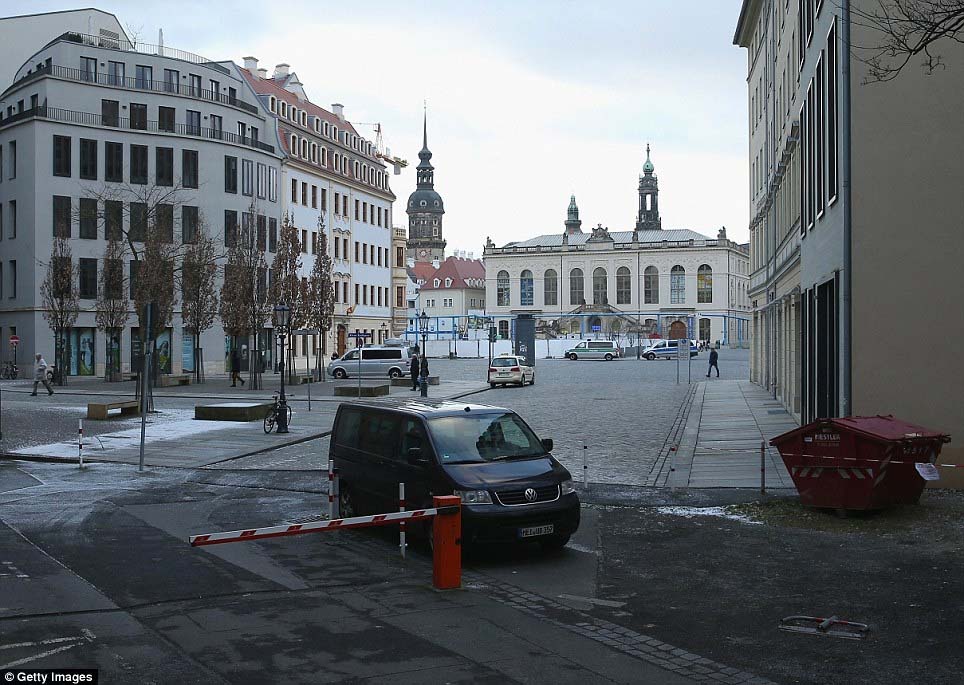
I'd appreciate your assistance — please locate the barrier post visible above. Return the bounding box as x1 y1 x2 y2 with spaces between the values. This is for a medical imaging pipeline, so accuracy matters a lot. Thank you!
78 419 84 469
582 445 589 490
332 467 340 519
760 441 766 498
399 482 407 559
328 458 335 520
432 495 461 590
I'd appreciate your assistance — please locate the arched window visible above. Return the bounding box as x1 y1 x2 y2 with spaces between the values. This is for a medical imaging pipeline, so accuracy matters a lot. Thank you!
569 268 584 305
544 269 558 306
497 270 510 307
697 264 713 303
671 265 686 304
699 317 711 342
520 270 533 306
644 266 659 303
291 134 298 154
616 266 631 305
592 267 608 305
269 96 276 112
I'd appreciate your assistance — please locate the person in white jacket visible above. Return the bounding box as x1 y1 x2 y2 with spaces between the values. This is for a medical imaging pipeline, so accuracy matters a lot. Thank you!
32 353 54 396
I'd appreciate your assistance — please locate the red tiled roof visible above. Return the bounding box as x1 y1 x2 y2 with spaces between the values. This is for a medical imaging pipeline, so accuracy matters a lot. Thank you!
240 68 359 138
407 261 436 285
419 257 485 291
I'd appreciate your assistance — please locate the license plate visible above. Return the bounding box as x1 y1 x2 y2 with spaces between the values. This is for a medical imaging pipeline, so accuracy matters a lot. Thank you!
498 372 510 377
518 524 554 538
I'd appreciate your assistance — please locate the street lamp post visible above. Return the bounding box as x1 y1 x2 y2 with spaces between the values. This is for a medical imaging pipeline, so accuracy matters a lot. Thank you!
274 304 291 434
418 310 429 397
380 321 388 345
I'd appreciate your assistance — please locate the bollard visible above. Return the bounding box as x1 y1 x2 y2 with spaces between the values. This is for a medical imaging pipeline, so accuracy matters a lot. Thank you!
582 445 589 490
420 377 428 398
760 441 766 498
78 419 84 469
332 467 340 519
399 482 407 559
328 458 335 520
432 495 461 590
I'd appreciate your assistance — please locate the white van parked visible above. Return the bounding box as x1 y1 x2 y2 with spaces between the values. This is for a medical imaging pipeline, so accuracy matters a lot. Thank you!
327 346 414 379
564 340 621 361
641 339 698 360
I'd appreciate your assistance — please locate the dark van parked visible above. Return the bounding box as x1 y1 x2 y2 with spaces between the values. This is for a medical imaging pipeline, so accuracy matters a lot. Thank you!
330 399 580 549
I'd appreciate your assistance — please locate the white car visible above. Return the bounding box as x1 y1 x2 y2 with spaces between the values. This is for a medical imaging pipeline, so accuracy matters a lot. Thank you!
488 355 535 387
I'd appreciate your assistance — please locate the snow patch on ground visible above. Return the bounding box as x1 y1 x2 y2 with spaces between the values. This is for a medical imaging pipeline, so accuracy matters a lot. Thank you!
655 506 762 525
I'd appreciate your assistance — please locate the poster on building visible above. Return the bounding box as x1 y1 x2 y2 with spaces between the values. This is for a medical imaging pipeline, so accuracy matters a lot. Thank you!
155 329 172 375
182 331 195 372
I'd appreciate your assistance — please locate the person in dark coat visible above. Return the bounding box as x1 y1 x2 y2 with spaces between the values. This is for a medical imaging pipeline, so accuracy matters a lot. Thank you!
420 355 430 384
230 348 245 387
707 347 720 378
410 352 420 390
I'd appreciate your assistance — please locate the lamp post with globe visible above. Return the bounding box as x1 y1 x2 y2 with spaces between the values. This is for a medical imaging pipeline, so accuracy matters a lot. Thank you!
274 303 291 434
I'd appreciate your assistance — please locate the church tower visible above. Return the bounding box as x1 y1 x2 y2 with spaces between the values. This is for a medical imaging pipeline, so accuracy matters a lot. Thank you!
564 195 583 234
635 144 662 231
406 109 446 262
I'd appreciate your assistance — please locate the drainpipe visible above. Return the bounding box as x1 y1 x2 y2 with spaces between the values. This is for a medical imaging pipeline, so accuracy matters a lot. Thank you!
841 0 853 416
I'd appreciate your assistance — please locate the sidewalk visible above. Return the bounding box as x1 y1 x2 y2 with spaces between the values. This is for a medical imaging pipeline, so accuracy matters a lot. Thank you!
664 380 796 489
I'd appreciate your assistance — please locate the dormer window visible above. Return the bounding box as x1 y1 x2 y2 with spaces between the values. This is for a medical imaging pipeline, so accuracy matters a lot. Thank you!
280 101 287 117
269 96 276 112
444 278 452 288
433 278 441 287
420 201 426 207
301 111 307 126
323 122 329 136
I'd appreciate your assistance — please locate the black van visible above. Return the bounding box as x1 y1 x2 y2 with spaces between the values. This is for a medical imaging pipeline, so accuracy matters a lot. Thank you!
330 399 580 549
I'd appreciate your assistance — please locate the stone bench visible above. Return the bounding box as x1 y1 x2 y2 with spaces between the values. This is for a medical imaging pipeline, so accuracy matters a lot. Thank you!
87 400 140 420
390 375 440 387
334 383 390 397
158 373 191 387
195 402 273 421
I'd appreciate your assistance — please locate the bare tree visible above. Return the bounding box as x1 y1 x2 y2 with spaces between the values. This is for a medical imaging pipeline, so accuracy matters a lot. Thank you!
95 236 129 380
180 217 219 383
220 202 271 389
303 219 335 379
850 0 964 81
268 212 303 377
40 238 79 386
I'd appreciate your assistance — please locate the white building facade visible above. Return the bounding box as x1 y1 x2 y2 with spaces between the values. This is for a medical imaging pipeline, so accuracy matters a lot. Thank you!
0 16 282 376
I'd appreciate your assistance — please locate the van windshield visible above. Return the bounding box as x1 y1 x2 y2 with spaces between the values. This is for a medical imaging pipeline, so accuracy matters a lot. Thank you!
428 413 545 463
491 358 518 367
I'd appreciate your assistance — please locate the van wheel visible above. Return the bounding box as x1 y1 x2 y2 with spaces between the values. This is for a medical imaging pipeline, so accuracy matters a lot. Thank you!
333 368 347 379
388 368 402 378
645 353 655 361
539 534 571 551
529 375 535 385
604 353 614 361
568 353 578 361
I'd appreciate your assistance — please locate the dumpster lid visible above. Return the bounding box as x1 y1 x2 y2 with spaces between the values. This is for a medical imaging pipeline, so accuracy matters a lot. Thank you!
771 415 950 445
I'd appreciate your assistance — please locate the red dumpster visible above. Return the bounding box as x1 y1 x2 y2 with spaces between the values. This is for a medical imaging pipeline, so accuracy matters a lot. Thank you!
771 415 951 511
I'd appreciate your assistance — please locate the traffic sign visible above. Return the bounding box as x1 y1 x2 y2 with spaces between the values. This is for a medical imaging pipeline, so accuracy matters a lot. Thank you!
591 325 601 332
347 332 372 339
9 335 19 347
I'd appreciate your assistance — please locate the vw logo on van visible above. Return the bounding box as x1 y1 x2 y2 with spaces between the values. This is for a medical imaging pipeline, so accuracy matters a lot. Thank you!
524 488 538 503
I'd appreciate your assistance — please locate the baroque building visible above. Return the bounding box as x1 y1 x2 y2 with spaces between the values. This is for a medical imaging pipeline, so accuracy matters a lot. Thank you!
483 149 751 345
405 111 445 263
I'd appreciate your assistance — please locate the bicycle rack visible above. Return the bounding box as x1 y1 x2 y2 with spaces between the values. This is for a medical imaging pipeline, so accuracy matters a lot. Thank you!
779 615 869 640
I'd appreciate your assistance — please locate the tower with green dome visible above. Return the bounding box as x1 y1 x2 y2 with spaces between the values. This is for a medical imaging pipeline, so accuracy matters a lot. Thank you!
635 143 662 231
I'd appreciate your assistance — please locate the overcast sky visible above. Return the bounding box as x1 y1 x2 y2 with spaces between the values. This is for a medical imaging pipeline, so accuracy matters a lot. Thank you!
20 0 750 254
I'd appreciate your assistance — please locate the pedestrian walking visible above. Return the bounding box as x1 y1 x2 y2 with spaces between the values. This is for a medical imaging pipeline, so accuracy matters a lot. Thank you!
410 352 420 391
230 348 245 387
707 347 720 378
31 354 54 396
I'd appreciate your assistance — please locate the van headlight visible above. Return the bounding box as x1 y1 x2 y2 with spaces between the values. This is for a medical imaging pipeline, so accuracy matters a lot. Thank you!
560 480 576 495
454 489 492 505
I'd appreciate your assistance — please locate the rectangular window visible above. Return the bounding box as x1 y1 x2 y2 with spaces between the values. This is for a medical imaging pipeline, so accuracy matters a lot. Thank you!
8 260 16 298
343 282 348 303
816 54 825 216
104 258 123 299
224 210 238 247
102 99 119 127
105 200 123 240
355 284 360 305
79 138 97 180
182 149 198 188
311 185 318 209
355 241 360 262
301 229 308 254
291 179 298 203
182 205 198 243
130 145 148 184
4 201 11 239
209 79 220 97
396 246 404 266
807 81 815 229
241 159 253 196
334 239 340 259
108 61 125 86
363 202 368 223
135 65 153 89
257 215 267 252
800 100 808 235
156 147 174 186
158 106 175 132
79 198 97 239
396 286 404 308
354 199 359 220
189 74 201 96
79 258 97 299
157 204 174 242
257 163 266 199
334 192 340 214
268 167 277 202
301 182 308 206
53 135 71 176
224 156 238 193
827 20 838 204
186 110 201 136
130 203 147 241
104 142 123 182
210 114 223 138
268 217 277 252
53 195 71 237
130 103 147 130
163 68 179 93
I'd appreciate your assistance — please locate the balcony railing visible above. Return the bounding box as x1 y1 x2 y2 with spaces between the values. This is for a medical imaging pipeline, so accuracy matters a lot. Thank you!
0 104 275 154
57 32 230 74
7 63 258 115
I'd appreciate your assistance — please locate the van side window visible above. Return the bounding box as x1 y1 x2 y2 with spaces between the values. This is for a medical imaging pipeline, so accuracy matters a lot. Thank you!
335 408 362 446
358 411 400 459
363 349 402 360
400 418 429 458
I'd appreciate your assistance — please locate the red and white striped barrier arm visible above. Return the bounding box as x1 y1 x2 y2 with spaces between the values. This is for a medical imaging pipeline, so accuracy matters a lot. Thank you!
190 507 449 547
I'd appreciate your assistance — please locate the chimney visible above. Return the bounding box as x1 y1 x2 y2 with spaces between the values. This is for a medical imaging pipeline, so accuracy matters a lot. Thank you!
243 56 258 71
257 67 268 79
331 103 344 119
273 63 290 79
